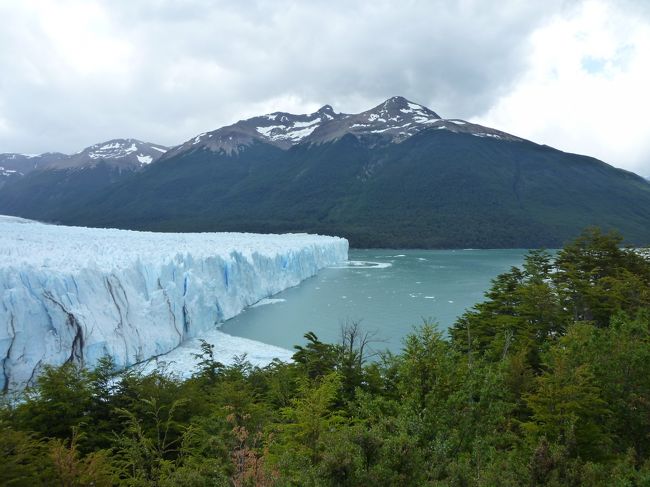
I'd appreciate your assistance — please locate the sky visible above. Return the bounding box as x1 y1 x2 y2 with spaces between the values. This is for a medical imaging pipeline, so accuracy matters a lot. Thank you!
1 0 649 175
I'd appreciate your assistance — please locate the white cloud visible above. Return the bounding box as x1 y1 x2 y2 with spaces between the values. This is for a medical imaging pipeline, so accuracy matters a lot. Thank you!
0 0 648 176
476 0 650 175
0 116 11 137
33 0 133 78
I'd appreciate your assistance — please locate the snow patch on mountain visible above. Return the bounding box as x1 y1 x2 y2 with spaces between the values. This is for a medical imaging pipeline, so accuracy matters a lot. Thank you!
0 153 68 176
87 142 138 159
0 216 348 391
161 96 522 159
254 115 322 143
46 139 169 171
137 155 153 164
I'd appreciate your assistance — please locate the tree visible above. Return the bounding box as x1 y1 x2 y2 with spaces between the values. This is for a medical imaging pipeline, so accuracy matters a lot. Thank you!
554 228 650 327
451 251 567 369
338 321 382 401
523 325 611 461
14 362 93 440
272 372 344 473
192 339 225 385
292 332 338 380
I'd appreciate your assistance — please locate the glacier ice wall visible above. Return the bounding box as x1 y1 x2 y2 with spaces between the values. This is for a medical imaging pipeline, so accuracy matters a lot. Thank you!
0 216 348 391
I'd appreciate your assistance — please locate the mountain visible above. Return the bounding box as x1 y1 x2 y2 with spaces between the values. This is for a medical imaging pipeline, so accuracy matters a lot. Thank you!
50 138 168 170
0 152 67 188
0 139 168 220
0 139 167 175
163 96 517 158
2 97 650 248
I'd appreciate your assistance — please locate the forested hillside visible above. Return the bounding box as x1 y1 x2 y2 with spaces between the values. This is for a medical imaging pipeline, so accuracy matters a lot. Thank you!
2 228 650 485
3 107 650 249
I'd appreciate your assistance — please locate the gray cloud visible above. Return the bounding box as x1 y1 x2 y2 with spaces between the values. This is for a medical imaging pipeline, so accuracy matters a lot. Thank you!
2 0 648 176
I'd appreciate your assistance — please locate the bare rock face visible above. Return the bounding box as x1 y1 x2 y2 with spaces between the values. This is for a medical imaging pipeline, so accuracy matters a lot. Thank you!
0 97 517 172
0 152 67 178
163 96 520 157
0 140 169 181
48 139 169 171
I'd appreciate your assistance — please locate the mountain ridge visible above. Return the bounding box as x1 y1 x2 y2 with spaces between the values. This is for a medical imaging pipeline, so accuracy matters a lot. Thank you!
49 129 650 248
0 138 168 177
52 138 169 170
162 96 521 159
1 96 650 248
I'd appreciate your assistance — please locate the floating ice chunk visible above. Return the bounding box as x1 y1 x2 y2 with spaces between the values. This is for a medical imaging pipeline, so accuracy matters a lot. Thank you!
250 298 286 308
329 260 392 269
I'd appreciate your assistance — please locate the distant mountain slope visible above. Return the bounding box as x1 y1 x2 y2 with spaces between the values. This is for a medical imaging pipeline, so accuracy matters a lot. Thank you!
0 152 67 188
0 152 67 174
0 139 168 218
50 139 168 170
2 98 650 248
163 96 517 158
51 130 650 248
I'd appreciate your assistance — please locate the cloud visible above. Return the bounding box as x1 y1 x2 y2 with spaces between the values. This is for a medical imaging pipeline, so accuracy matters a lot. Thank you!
0 0 648 176
476 0 650 175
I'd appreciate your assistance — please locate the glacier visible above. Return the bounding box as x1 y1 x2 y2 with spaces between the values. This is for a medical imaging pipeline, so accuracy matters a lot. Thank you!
0 216 348 392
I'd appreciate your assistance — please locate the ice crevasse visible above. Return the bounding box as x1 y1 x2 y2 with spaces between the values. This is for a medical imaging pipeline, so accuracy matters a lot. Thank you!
0 216 348 391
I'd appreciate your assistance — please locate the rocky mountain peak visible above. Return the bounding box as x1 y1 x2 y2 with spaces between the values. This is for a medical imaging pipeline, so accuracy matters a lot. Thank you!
165 96 520 157
317 104 336 117
82 139 166 161
54 139 168 170
0 152 68 179
368 96 441 121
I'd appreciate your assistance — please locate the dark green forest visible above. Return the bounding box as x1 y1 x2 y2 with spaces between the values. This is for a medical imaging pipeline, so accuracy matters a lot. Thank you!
3 228 650 486
4 131 650 249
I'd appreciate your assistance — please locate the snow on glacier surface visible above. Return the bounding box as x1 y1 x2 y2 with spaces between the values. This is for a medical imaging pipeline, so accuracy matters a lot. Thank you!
0 216 348 391
140 329 294 378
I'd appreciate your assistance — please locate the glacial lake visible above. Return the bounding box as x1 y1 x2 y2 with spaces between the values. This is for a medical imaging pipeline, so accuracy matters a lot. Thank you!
220 249 529 355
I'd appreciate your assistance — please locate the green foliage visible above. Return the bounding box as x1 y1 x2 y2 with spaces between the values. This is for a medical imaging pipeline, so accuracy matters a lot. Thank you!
292 332 338 380
451 249 568 369
0 425 55 485
13 362 94 440
523 326 612 461
554 228 650 326
271 372 344 479
2 227 650 485
192 339 225 385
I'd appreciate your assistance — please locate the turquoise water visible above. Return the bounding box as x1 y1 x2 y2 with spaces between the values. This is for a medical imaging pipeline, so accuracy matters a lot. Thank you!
220 249 529 354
